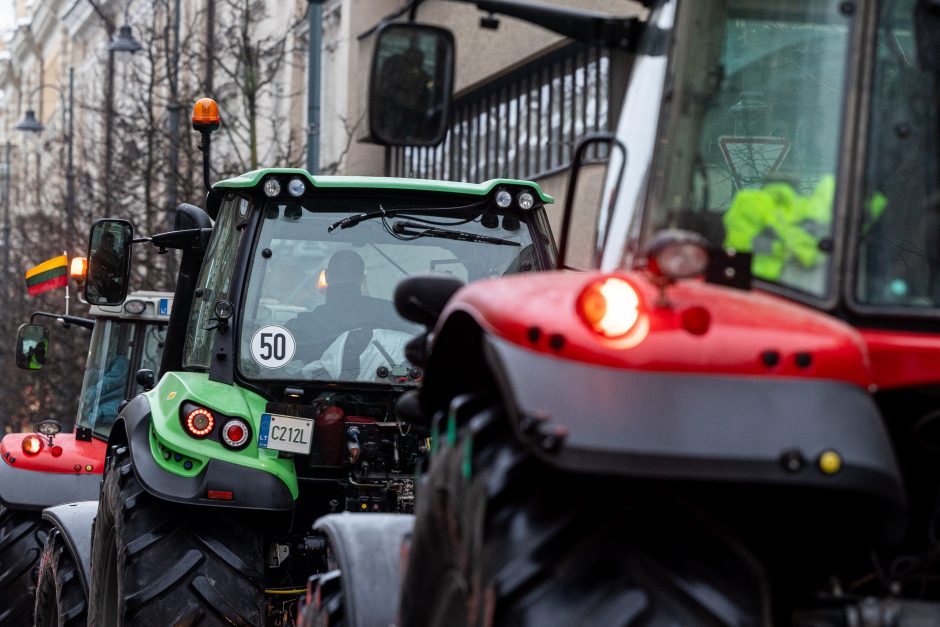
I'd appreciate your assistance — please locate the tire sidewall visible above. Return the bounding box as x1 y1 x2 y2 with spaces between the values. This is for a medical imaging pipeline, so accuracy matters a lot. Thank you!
88 448 127 627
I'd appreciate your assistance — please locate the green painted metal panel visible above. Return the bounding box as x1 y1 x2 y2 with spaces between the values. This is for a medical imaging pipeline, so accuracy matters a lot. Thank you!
145 371 298 499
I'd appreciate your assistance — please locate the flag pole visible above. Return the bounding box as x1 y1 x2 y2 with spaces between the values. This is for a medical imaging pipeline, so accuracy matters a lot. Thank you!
64 251 70 316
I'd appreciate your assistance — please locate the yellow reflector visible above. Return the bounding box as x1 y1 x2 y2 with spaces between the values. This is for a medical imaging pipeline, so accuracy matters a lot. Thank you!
818 451 842 475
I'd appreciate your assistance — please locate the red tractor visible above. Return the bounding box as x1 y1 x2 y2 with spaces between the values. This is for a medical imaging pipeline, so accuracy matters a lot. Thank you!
0 290 170 626
305 0 940 625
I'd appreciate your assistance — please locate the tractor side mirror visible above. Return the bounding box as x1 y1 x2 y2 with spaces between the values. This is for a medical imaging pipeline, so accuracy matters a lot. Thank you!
369 22 455 147
85 219 133 306
15 323 49 370
394 274 465 329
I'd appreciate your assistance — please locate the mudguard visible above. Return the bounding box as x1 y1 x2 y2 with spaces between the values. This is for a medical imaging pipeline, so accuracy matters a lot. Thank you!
312 513 415 627
484 336 905 519
118 394 294 510
42 501 98 597
0 460 101 511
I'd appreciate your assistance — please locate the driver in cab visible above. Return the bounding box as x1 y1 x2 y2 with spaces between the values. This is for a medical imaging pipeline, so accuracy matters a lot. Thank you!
286 250 410 362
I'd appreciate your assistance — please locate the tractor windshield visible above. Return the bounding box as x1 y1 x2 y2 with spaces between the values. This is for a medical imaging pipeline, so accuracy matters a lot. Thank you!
234 196 541 384
75 319 135 437
854 0 940 309
638 0 853 299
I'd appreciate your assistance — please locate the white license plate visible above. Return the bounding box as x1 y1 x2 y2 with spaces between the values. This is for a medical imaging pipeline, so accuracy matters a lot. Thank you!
258 413 313 455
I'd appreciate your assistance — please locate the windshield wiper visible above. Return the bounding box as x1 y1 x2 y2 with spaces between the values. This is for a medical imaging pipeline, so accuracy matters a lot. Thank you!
328 208 394 232
392 221 520 246
327 201 488 233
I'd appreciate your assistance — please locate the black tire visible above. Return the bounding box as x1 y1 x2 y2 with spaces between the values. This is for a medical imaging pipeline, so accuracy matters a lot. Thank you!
0 506 47 626
299 570 342 627
87 445 266 626
34 527 87 627
399 398 770 627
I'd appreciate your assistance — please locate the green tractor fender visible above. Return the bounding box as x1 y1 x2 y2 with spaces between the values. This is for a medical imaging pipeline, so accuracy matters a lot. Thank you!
110 371 296 511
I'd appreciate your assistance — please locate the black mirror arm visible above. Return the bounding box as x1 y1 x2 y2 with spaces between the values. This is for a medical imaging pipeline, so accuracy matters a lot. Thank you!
359 0 643 49
469 0 642 49
150 228 213 254
29 311 94 330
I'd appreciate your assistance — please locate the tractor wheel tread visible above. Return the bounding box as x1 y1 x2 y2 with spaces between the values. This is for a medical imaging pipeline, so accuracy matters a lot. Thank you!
0 506 45 627
193 532 264 583
190 576 256 627
88 447 265 626
34 527 87 627
400 400 764 627
125 548 204 609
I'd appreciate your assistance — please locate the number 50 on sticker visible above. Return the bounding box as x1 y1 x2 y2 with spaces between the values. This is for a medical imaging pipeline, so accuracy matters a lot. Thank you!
250 325 296 368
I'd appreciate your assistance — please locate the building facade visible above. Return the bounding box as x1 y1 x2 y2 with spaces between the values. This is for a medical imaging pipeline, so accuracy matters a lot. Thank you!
0 0 640 270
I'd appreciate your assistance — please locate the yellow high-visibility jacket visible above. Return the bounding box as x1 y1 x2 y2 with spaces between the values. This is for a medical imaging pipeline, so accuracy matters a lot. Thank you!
723 176 839 280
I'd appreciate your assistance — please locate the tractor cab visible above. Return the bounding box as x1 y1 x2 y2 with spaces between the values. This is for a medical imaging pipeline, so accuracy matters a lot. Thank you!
194 173 554 394
74 292 171 440
598 0 939 324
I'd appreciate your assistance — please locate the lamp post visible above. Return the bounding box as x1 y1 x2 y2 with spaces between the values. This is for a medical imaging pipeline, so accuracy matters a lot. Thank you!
86 0 143 210
15 68 76 235
1 141 11 296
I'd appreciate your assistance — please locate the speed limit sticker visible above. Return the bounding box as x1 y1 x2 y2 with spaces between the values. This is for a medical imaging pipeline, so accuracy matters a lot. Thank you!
250 325 296 368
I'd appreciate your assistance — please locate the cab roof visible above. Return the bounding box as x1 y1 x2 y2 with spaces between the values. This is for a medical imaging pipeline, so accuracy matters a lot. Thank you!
212 169 555 204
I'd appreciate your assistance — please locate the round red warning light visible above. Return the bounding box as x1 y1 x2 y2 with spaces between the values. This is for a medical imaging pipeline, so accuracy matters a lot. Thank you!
185 408 215 438
221 419 250 449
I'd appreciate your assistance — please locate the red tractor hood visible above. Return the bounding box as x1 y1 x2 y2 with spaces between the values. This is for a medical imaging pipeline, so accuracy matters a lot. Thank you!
441 270 877 389
1 432 106 474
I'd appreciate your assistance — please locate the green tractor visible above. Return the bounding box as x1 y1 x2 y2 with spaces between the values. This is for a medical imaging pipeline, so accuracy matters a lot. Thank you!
35 100 557 625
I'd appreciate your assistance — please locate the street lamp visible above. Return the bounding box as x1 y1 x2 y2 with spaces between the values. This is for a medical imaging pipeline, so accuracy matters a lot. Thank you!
0 142 13 296
85 0 143 210
108 24 143 54
103 23 141 211
15 68 76 235
14 110 43 133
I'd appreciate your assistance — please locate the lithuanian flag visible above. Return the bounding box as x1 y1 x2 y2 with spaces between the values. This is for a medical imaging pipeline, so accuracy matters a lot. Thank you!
25 255 68 296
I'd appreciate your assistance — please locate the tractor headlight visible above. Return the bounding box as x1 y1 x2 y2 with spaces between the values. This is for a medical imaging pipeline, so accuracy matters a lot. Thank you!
288 178 306 197
517 191 535 210
263 178 281 197
124 299 146 314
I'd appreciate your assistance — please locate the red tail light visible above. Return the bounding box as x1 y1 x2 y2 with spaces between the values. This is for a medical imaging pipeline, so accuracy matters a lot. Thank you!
22 435 43 456
184 407 215 438
577 276 641 339
221 418 250 449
